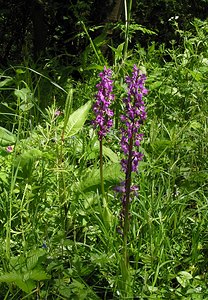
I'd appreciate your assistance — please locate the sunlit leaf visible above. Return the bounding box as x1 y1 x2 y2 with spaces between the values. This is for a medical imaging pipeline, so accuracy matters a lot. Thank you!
0 126 16 146
65 100 92 137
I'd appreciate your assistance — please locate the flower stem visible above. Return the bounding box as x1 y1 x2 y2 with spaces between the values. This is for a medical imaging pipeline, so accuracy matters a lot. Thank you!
99 139 106 205
123 135 133 264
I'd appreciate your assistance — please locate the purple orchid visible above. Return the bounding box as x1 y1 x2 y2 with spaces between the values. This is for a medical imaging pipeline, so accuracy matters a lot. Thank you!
116 65 148 233
92 66 114 140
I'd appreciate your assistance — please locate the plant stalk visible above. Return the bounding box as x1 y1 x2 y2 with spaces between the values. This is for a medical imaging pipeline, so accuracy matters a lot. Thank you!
123 0 132 61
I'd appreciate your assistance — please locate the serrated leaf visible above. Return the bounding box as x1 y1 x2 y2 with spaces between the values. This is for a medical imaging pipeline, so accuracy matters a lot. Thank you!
0 272 35 293
65 100 92 137
0 272 21 283
15 278 35 293
27 249 46 270
0 126 16 146
25 269 51 281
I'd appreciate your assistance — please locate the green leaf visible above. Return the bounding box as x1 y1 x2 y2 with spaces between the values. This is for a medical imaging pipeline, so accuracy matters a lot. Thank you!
0 171 8 184
15 278 35 293
65 100 92 137
0 126 16 146
176 271 192 288
0 272 35 293
79 163 122 192
0 77 13 88
26 249 46 270
0 272 21 283
25 269 51 281
189 121 201 130
14 88 30 101
103 145 119 163
15 149 43 168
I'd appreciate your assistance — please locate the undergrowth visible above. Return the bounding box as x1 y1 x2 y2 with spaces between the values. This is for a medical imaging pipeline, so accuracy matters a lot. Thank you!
0 18 207 299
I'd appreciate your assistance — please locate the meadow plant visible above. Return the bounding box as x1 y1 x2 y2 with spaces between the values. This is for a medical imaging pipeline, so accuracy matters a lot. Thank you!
92 67 114 201
93 65 148 297
119 65 147 231
115 65 148 297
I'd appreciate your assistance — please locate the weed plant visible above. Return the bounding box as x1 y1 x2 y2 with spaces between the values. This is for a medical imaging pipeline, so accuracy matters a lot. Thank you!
0 17 208 299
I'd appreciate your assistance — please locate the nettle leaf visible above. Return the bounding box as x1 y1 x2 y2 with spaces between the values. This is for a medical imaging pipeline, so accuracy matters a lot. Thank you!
0 126 16 146
26 249 46 270
15 278 35 293
0 272 21 283
0 272 35 293
65 100 92 137
25 269 51 281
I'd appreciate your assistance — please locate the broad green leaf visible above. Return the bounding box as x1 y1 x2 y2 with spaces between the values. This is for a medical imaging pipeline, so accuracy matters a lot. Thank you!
150 81 163 90
16 69 26 74
27 249 46 270
0 126 16 146
25 269 51 281
65 100 92 137
86 141 119 162
19 102 34 112
79 163 122 192
0 272 35 293
58 283 72 298
0 272 21 283
15 278 35 293
14 88 31 101
103 146 119 163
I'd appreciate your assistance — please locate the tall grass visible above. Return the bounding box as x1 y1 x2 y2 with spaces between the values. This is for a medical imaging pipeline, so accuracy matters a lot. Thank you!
0 18 207 298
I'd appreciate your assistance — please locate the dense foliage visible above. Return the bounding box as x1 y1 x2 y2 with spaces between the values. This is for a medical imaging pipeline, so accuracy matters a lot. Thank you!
0 0 207 66
0 1 208 299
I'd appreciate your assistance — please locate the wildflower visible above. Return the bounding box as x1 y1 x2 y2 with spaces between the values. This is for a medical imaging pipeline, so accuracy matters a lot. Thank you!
6 145 14 153
54 110 61 116
92 66 114 140
120 65 147 175
115 65 148 233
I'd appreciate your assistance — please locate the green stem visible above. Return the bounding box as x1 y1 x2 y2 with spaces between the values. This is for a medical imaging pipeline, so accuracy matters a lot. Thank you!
123 0 132 61
99 139 105 205
121 135 134 298
123 136 133 263
81 21 103 65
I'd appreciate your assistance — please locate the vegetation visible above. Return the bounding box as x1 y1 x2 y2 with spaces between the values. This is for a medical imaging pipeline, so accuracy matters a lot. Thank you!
0 1 208 299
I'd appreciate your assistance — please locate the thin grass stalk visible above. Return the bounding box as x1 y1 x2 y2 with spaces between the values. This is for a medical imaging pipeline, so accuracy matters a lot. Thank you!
81 21 103 65
123 0 132 61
